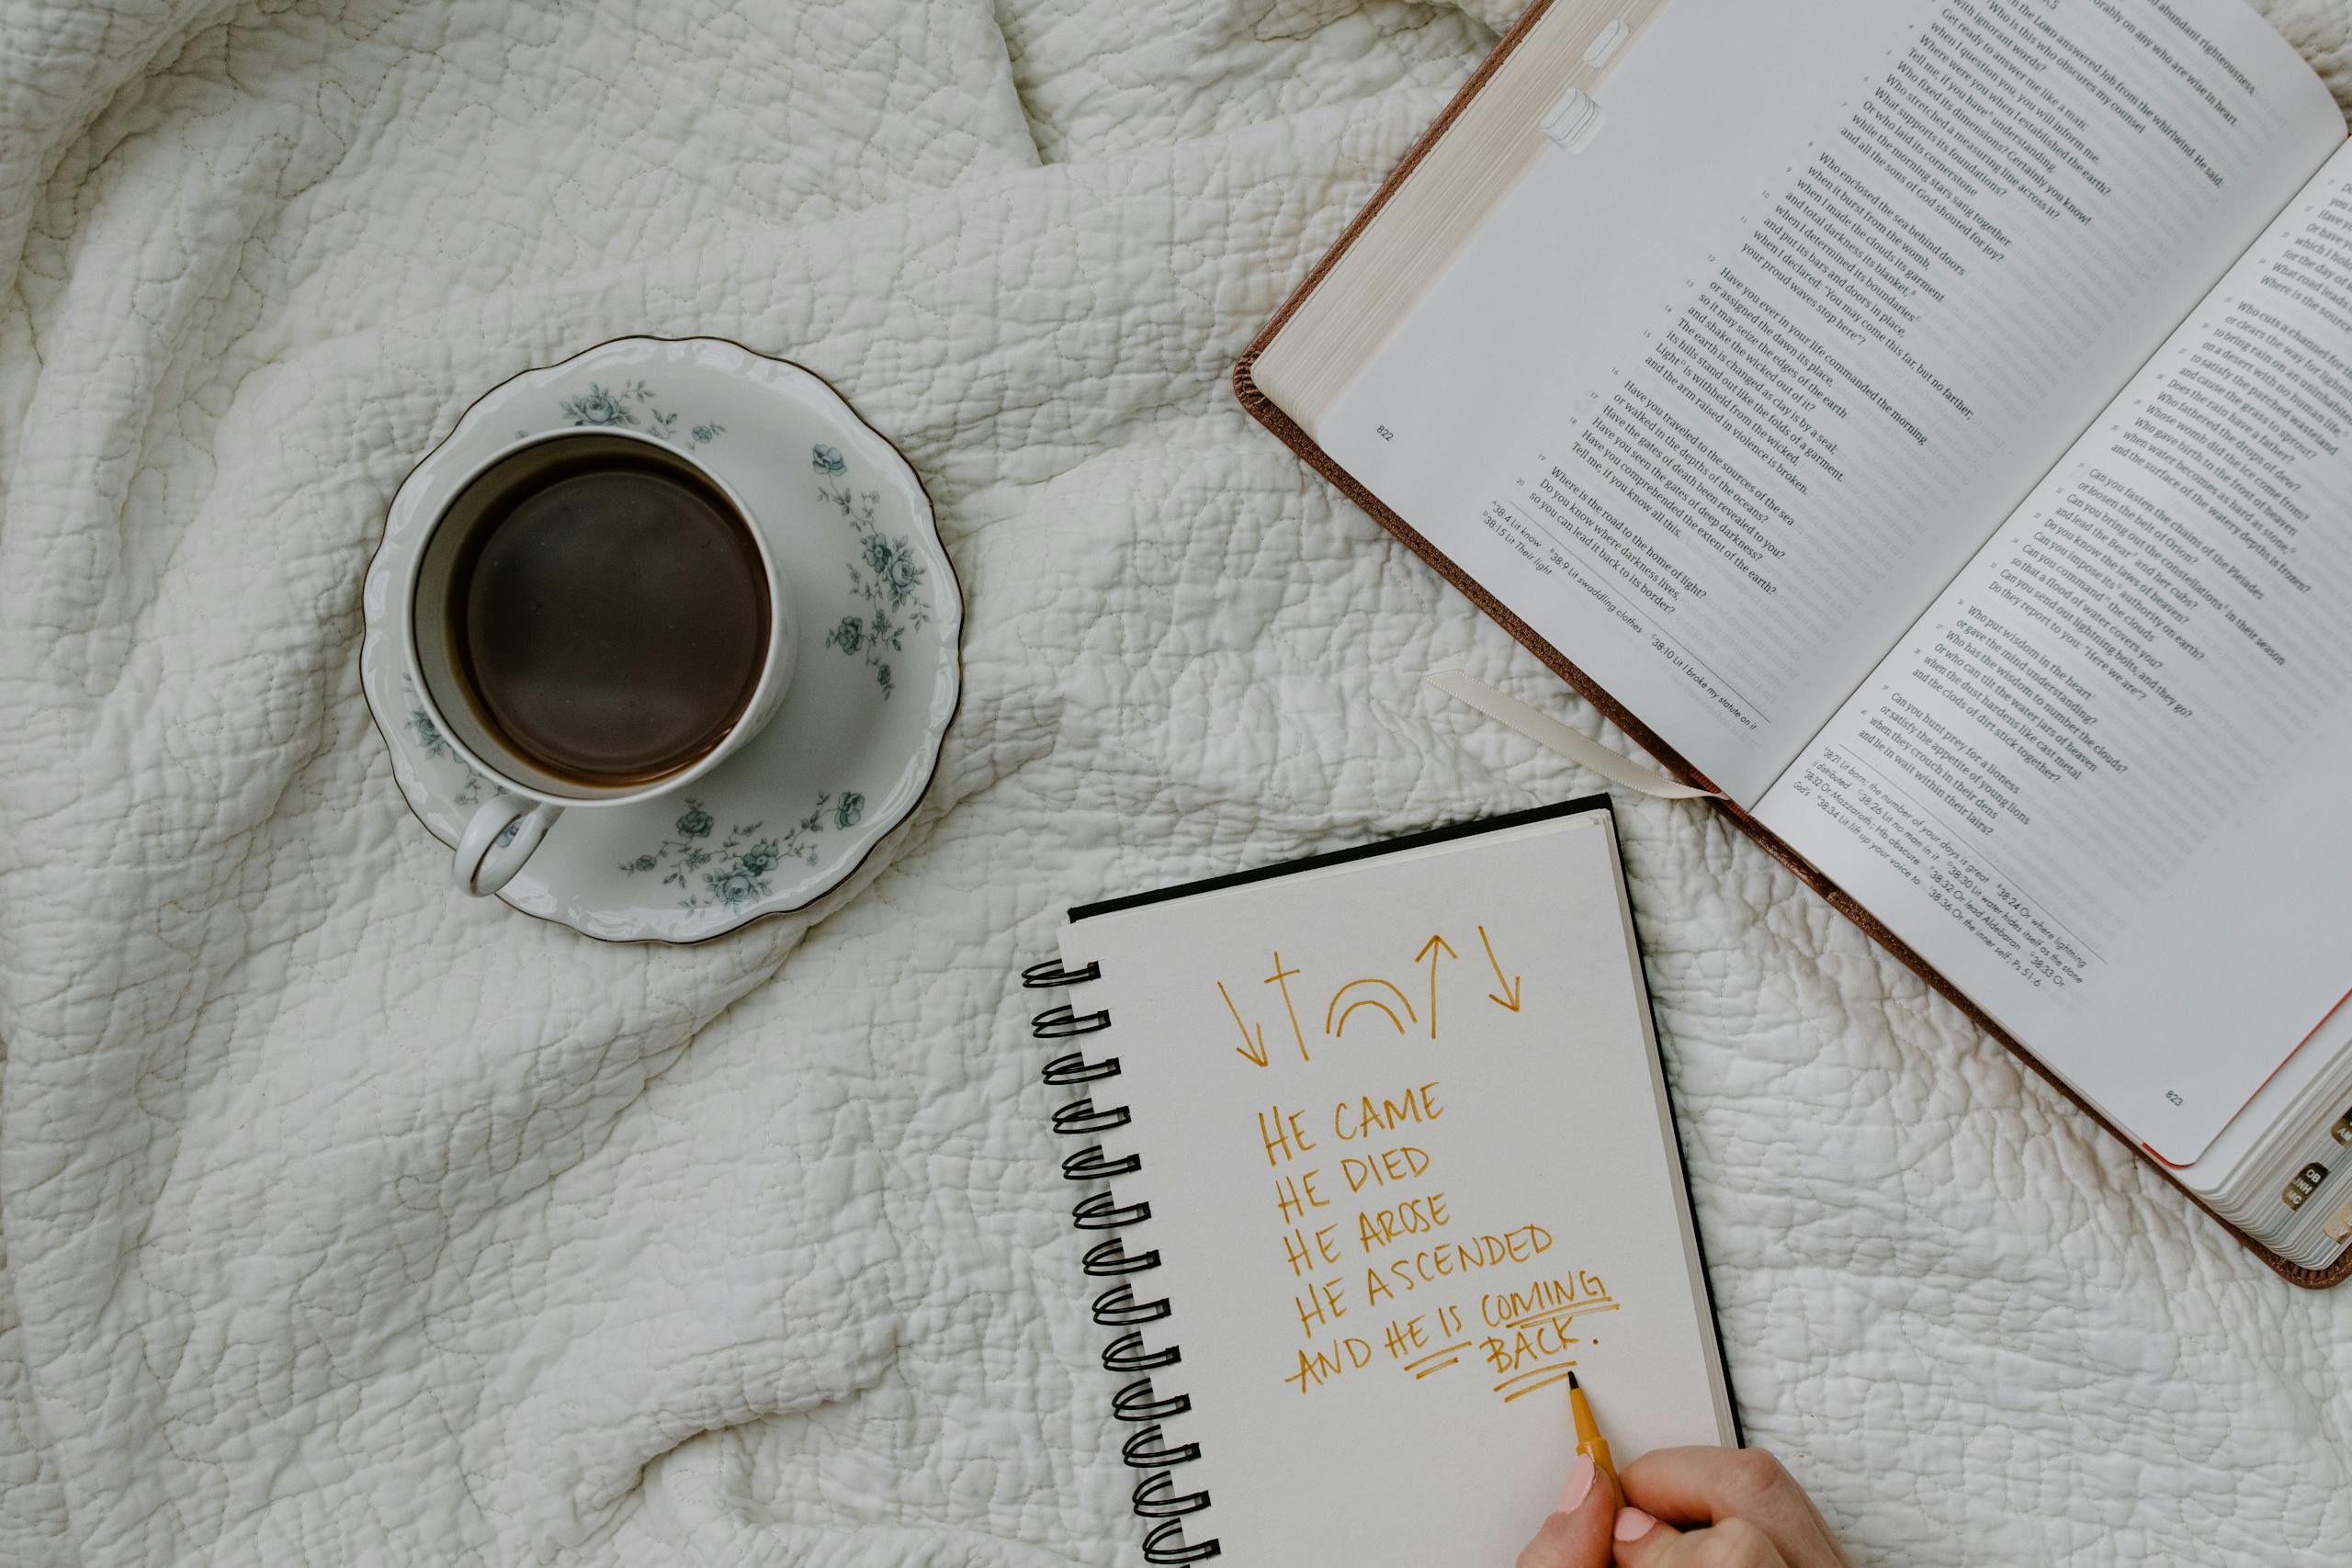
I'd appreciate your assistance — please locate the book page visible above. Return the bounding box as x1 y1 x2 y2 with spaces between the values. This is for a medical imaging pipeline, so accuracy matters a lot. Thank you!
1757 141 2352 1164
1057 811 1732 1567
1316 0 2342 803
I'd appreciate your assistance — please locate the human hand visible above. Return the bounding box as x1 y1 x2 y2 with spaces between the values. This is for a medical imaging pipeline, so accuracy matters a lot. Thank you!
1518 1447 1853 1568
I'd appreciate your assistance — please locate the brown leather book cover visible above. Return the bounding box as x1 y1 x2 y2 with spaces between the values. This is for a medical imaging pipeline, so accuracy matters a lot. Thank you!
1232 0 2347 1289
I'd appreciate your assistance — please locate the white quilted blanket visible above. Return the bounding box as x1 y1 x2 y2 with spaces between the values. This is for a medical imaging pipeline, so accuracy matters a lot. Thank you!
4 2 2349 1563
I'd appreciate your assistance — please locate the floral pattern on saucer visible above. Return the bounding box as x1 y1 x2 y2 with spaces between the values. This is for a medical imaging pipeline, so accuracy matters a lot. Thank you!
361 336 961 942
814 443 932 699
616 790 867 911
553 378 726 446
401 682 492 809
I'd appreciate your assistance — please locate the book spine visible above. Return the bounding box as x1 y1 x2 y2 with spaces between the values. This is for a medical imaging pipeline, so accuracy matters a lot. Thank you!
1026 956 1221 1564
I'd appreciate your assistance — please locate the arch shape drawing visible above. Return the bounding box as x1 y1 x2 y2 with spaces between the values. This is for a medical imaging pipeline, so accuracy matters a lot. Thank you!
1324 977 1418 1037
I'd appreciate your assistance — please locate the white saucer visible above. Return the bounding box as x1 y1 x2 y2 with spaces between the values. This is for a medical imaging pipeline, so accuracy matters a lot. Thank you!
360 337 961 942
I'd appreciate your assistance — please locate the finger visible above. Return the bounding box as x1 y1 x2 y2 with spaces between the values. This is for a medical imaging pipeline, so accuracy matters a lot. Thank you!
1516 1453 1619 1568
1619 1449 1814 1535
1618 1450 1849 1568
1611 1508 1787 1568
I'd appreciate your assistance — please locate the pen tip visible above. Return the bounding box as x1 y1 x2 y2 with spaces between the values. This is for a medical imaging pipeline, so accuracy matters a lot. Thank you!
1567 1370 1580 1390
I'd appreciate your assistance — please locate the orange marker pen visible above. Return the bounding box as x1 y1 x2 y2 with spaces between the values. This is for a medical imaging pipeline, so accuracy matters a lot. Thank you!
1567 1370 1619 1500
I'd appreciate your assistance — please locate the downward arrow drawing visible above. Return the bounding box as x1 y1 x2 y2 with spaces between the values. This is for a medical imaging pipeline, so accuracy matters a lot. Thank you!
1478 925 1522 1012
1218 981 1268 1066
1415 934 1457 1040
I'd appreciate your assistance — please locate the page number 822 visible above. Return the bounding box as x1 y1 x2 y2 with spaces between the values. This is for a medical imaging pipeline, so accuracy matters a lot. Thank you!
1375 424 1395 442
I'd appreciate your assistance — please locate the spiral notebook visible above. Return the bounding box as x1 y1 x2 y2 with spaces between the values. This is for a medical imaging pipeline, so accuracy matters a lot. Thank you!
1027 799 1736 1564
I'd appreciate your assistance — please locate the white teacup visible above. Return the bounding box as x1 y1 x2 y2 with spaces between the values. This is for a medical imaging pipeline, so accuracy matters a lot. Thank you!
401 427 796 897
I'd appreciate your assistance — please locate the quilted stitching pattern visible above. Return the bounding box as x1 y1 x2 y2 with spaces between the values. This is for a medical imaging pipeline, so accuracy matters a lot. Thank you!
0 2 2347 1563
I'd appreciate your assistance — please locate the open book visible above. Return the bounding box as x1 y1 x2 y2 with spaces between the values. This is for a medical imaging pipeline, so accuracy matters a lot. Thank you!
1238 0 2352 1282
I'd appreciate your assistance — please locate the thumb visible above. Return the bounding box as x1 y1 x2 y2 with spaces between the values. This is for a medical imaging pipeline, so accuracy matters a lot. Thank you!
1611 1507 1789 1568
1516 1454 1617 1568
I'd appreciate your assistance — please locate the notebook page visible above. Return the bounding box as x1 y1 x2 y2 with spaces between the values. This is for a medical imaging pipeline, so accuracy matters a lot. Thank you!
1314 0 2341 804
1058 811 1732 1566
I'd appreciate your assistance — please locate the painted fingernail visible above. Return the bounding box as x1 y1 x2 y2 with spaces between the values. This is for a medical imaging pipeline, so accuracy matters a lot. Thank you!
1613 1506 1657 1541
1556 1453 1598 1513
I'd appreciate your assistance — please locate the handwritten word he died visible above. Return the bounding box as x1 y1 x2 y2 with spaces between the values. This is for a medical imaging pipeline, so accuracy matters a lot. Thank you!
1216 926 1524 1066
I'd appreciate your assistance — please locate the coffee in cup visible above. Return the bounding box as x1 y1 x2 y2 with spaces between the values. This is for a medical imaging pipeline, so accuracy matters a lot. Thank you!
402 429 795 896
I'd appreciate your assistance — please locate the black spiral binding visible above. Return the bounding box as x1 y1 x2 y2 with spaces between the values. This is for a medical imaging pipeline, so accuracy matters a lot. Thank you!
1028 955 1221 1564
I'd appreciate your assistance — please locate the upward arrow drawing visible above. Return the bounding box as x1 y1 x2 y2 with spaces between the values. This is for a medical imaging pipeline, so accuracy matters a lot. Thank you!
1415 934 1457 1041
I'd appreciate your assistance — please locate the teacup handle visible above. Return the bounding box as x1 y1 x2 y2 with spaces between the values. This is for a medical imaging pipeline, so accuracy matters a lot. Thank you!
456 794 563 897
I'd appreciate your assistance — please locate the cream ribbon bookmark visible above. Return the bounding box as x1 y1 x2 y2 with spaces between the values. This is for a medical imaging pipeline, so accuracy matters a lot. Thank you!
1424 670 1724 802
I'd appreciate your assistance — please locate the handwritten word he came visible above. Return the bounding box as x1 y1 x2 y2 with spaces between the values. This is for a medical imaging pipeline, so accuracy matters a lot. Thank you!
1257 1081 1448 1168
